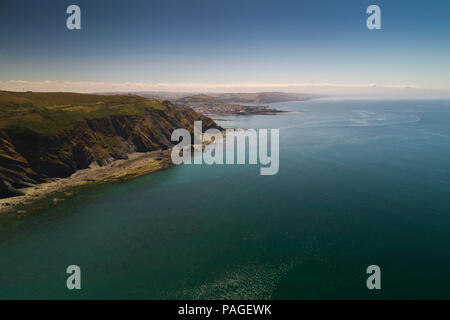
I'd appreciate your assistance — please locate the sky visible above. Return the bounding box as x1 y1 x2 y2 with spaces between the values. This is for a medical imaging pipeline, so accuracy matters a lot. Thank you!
1 0 450 96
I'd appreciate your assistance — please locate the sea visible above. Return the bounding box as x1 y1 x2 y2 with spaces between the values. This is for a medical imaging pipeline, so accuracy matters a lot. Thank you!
1 99 450 299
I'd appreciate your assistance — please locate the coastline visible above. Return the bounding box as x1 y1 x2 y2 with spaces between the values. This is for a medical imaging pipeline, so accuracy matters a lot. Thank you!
205 108 287 117
0 149 173 215
0 131 218 216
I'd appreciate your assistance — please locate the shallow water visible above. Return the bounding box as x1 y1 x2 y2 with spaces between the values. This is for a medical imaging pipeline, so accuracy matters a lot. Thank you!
1 99 450 299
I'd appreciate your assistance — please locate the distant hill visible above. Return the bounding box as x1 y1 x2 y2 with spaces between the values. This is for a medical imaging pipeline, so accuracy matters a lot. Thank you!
173 94 229 108
95 91 316 106
172 92 313 115
0 91 218 198
172 94 284 116
97 91 194 101
213 92 314 104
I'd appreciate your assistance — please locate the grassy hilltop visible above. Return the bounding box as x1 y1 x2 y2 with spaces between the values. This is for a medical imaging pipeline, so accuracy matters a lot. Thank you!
0 91 170 136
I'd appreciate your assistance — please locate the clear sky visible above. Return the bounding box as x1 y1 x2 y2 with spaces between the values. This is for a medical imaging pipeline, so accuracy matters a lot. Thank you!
1 0 450 95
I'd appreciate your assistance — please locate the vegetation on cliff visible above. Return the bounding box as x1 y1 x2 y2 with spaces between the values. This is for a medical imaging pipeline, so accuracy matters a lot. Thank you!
0 91 219 198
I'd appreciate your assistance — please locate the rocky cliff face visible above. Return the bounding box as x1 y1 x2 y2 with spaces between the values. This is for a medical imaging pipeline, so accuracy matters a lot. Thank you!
0 98 219 198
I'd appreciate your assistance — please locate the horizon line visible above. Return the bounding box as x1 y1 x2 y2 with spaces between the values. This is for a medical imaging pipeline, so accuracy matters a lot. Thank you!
2 80 450 98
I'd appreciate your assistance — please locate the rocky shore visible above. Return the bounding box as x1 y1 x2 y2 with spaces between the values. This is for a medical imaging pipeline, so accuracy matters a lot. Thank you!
0 149 173 214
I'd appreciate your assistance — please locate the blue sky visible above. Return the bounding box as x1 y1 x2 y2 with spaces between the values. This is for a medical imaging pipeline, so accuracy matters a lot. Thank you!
1 0 450 94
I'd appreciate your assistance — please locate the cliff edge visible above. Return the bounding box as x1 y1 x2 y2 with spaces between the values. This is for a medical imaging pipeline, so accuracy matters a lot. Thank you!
0 91 219 198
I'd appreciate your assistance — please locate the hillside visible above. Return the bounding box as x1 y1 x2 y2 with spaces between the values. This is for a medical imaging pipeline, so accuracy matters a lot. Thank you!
0 91 219 198
173 94 286 116
173 94 230 108
213 92 314 104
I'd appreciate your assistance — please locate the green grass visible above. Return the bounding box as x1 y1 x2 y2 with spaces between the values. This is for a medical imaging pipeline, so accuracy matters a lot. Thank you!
0 91 168 136
174 94 236 107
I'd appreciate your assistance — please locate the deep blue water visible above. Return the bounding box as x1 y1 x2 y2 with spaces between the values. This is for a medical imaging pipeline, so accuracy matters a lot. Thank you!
1 99 450 299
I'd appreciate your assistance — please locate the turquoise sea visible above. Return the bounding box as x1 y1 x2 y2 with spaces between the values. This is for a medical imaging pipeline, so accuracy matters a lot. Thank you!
1 99 450 299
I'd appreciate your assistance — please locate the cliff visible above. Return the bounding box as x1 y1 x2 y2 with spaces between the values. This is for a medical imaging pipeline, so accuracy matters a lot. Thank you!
0 91 219 198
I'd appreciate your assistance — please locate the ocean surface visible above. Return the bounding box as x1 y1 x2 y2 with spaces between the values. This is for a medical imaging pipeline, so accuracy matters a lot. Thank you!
1 99 450 299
